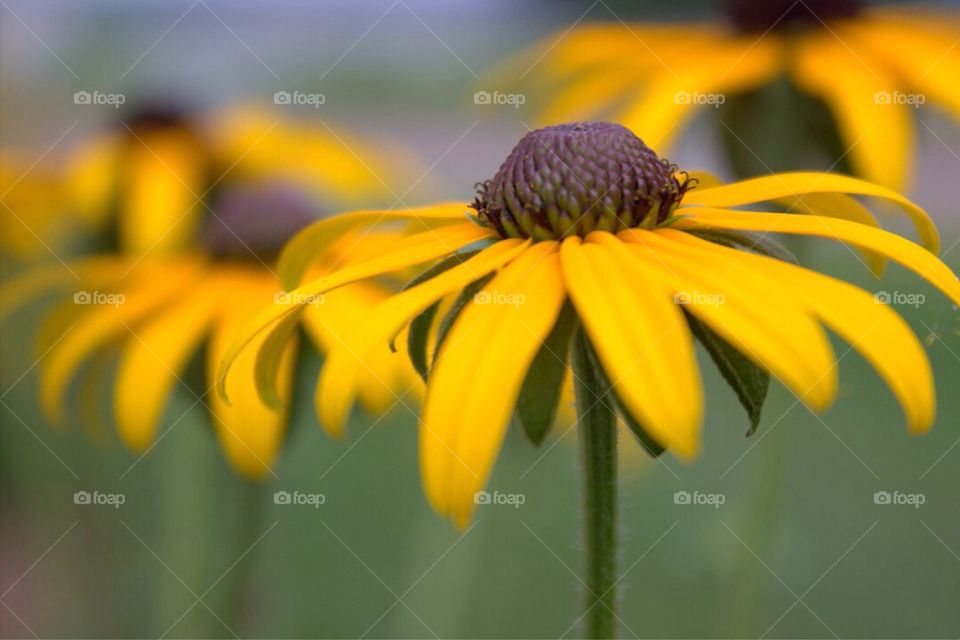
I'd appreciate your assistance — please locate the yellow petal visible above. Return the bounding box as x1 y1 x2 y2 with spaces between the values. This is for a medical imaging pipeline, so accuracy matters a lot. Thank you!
114 275 223 451
673 208 960 306
119 130 208 257
421 242 566 528
662 230 935 433
207 280 297 479
278 203 476 289
0 256 129 324
300 281 421 416
623 229 839 411
846 13 960 121
683 172 938 253
618 36 781 149
40 261 200 426
790 32 913 190
775 192 886 276
217 222 493 403
562 234 703 458
317 239 530 438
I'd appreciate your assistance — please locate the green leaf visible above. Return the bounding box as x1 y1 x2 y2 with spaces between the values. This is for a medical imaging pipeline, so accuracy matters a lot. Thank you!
515 301 578 446
687 229 797 264
684 312 769 436
389 249 483 362
406 303 440 381
429 274 494 368
577 328 665 458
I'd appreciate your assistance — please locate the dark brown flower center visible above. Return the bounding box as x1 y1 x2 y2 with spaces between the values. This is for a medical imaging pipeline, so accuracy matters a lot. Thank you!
471 123 689 240
200 183 320 260
725 0 861 33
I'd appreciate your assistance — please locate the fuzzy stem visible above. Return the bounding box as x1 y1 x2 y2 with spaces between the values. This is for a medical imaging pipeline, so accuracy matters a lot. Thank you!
571 329 619 639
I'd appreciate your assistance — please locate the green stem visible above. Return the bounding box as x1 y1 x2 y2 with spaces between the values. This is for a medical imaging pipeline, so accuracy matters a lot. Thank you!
571 329 619 639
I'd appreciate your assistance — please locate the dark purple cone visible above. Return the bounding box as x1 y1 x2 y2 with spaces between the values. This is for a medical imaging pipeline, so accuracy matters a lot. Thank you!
725 0 861 33
201 182 321 260
472 123 689 240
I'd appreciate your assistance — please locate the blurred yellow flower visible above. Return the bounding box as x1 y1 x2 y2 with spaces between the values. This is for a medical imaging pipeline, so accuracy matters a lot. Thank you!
2 103 425 478
218 123 960 527
512 2 959 190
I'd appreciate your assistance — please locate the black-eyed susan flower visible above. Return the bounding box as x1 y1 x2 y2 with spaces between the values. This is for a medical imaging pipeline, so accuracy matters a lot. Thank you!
511 1 959 189
220 121 959 514
217 121 958 634
1 104 424 478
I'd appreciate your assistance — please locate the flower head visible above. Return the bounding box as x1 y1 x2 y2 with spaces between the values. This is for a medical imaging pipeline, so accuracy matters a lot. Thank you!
220 123 959 526
473 123 689 239
2 109 422 478
510 4 960 190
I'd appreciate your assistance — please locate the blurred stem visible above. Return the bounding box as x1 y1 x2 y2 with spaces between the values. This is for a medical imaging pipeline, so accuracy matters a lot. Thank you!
221 481 267 630
572 329 618 639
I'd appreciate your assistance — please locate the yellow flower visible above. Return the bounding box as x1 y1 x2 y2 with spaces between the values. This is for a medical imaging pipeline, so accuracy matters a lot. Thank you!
511 1 959 190
220 122 959 527
2 105 423 478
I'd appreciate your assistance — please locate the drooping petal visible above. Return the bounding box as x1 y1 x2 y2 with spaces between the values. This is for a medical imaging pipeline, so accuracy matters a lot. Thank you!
114 274 224 451
661 230 935 432
278 204 476 289
207 281 298 479
300 280 422 417
421 242 566 528
790 32 913 191
216 221 494 403
774 192 886 276
40 262 201 425
316 239 530 437
682 172 939 253
621 230 838 413
673 208 960 306
561 234 703 458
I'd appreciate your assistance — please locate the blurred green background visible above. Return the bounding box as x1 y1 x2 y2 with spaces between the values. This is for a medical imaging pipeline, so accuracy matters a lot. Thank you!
2 1 959 638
